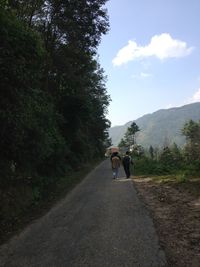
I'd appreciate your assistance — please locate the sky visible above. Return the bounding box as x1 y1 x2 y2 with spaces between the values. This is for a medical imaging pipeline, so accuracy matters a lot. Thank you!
98 0 200 127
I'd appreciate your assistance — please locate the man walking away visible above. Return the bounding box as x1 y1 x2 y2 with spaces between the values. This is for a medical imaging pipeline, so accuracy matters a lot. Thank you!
122 151 133 178
111 152 121 179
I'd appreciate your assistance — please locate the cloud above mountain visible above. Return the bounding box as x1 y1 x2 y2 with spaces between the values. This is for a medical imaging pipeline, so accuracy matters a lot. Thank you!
112 33 194 66
191 88 200 102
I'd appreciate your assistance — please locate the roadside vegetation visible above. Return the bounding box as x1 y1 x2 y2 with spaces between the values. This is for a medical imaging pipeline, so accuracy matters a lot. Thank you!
119 121 200 266
0 0 111 243
119 120 200 185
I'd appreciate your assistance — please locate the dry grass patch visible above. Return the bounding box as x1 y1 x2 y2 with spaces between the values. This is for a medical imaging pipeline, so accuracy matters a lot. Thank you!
133 175 200 267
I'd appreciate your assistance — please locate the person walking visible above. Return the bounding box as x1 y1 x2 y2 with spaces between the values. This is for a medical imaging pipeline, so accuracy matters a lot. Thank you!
111 152 121 179
122 151 133 178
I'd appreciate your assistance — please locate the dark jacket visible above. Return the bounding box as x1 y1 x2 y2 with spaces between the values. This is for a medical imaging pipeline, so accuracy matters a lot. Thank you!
122 155 133 166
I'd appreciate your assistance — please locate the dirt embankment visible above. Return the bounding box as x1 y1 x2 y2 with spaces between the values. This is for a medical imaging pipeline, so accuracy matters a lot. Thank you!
133 177 200 267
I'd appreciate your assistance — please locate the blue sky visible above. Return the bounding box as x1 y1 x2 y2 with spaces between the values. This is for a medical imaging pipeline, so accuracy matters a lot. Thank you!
98 0 200 126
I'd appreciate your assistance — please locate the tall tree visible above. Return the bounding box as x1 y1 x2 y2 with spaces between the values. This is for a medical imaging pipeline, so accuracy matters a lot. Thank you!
149 145 154 159
38 0 111 162
182 120 200 162
123 122 140 148
1 0 110 181
170 143 182 167
160 146 174 168
0 8 65 181
7 0 44 26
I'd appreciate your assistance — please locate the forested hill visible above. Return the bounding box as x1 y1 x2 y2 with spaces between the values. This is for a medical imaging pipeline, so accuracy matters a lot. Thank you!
0 0 110 227
109 102 200 147
0 1 110 177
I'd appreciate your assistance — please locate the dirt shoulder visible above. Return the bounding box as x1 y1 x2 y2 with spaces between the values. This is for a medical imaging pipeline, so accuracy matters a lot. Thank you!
133 176 200 267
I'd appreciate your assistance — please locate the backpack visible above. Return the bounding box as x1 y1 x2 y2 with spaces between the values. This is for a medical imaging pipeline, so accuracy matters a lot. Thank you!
112 156 120 168
123 155 132 165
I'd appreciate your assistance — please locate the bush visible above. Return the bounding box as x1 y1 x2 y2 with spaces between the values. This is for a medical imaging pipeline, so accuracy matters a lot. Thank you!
134 156 178 176
177 173 189 183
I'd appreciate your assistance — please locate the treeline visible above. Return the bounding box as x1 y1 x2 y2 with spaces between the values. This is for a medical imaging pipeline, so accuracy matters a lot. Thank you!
0 1 110 188
119 121 200 178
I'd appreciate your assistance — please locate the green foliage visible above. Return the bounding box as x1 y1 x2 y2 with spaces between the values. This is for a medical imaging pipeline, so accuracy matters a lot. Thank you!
177 173 189 183
133 143 175 175
118 138 129 152
149 145 154 159
182 119 200 141
0 9 66 182
160 147 174 167
1 0 110 237
0 1 110 188
182 120 200 163
125 122 140 146
32 186 41 203
118 118 200 178
118 122 140 151
0 0 8 8
133 140 200 178
129 122 140 135
133 156 171 176
110 103 200 147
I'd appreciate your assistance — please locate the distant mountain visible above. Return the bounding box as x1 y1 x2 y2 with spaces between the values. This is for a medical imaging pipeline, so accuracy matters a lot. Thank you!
109 102 200 148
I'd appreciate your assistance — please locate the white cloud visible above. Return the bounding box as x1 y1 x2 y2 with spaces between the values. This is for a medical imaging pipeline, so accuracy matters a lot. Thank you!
165 104 173 109
140 72 152 78
190 88 200 102
132 72 153 79
185 88 200 105
164 89 200 110
112 33 194 66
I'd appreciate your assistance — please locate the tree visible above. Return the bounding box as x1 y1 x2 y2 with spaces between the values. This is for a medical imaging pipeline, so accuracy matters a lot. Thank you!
118 138 128 148
7 0 44 27
118 138 129 154
149 145 154 159
0 0 8 9
182 120 200 143
0 8 66 181
123 122 140 148
159 146 174 169
170 143 182 167
182 120 200 162
0 0 110 181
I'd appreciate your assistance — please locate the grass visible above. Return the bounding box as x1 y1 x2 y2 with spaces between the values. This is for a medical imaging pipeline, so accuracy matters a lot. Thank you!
134 174 200 198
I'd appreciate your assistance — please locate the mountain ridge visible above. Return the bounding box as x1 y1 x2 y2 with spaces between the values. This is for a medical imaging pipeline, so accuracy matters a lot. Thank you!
109 102 200 148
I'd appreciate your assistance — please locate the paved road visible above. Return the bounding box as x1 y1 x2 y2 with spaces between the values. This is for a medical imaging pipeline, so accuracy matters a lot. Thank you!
0 160 166 267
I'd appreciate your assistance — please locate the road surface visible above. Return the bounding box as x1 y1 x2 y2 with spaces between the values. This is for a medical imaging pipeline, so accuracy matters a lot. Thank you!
0 160 166 266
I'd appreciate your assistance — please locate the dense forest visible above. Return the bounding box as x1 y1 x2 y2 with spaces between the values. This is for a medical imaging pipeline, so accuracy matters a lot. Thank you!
0 0 111 232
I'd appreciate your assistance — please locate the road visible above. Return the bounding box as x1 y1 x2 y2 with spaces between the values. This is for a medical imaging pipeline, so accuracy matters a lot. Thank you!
0 160 166 267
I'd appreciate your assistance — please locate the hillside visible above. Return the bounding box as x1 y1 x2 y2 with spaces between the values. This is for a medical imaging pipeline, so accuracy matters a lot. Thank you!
109 102 200 148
